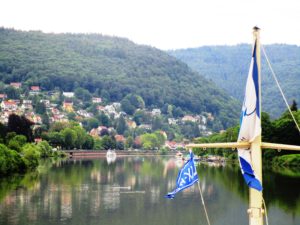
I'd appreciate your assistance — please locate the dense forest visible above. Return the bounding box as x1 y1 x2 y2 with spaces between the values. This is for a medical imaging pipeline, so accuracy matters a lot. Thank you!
0 28 240 129
169 44 300 118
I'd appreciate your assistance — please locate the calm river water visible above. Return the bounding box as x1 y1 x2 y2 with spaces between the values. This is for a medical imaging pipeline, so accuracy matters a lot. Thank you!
0 156 299 225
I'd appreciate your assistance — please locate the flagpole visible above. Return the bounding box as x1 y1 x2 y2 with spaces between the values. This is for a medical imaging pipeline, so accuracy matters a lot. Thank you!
248 26 264 225
197 181 211 225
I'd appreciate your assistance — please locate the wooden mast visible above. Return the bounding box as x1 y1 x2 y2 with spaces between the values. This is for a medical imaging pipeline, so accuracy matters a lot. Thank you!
248 26 263 225
186 27 300 225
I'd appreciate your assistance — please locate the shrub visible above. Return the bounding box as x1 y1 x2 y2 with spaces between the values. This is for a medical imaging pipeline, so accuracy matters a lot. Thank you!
21 144 41 170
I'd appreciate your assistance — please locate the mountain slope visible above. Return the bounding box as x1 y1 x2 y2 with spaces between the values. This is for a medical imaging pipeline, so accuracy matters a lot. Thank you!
168 44 300 118
0 28 239 129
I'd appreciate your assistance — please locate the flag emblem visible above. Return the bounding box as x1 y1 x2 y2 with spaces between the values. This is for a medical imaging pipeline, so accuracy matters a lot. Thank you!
165 152 198 199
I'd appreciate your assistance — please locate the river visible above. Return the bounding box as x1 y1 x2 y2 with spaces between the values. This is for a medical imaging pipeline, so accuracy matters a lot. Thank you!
0 156 299 225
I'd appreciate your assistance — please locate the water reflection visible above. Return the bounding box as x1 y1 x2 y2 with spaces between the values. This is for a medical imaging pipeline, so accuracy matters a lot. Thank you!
0 156 299 225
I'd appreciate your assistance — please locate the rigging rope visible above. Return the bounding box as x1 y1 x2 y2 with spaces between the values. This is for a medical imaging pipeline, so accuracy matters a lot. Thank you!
262 197 269 225
197 181 211 225
261 45 300 134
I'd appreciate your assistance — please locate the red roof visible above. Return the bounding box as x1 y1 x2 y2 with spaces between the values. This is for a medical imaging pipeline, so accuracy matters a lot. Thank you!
31 86 40 91
10 82 22 88
115 135 126 142
3 100 17 105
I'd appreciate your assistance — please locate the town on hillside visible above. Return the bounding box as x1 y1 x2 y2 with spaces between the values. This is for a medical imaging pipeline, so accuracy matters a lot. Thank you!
0 82 215 150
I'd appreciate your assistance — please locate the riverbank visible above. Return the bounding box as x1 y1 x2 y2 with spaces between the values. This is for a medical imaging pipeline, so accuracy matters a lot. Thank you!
64 150 176 158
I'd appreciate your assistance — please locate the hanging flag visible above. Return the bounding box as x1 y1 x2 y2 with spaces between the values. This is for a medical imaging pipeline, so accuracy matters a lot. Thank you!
165 152 198 199
237 40 262 191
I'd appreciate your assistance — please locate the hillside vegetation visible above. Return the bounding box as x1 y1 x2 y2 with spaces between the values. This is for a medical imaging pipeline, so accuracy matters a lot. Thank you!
169 44 300 118
0 28 239 129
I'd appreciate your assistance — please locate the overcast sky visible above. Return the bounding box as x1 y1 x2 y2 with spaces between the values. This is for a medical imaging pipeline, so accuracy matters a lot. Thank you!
1 0 300 50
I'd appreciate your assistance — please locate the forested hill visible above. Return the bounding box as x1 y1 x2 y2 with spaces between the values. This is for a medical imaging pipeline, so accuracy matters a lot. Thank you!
0 28 239 129
168 44 300 118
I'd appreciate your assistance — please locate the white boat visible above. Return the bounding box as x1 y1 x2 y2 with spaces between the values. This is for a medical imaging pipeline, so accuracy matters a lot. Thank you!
106 150 117 164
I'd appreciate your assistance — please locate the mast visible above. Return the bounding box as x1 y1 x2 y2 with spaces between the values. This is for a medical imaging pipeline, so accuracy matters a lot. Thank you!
186 27 300 225
248 26 263 225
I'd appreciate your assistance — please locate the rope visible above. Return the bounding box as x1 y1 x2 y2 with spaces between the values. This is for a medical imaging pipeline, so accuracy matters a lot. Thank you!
197 181 211 225
261 45 300 134
262 197 269 225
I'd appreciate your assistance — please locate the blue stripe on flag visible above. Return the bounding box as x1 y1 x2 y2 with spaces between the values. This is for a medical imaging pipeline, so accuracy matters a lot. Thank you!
239 157 262 191
237 39 263 192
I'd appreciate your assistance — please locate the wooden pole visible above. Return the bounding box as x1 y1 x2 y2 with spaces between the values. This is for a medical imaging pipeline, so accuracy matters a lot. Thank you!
248 26 263 225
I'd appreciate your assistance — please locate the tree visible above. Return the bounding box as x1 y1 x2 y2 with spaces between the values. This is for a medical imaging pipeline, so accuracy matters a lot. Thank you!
47 132 64 148
75 87 92 101
4 86 20 99
116 116 127 135
97 113 111 127
290 100 298 111
8 135 27 152
133 110 150 125
21 143 40 169
152 116 163 130
125 136 134 149
82 135 94 149
67 112 77 121
121 98 135 115
61 128 77 149
101 135 116 150
7 114 34 142
82 118 99 131
73 126 87 149
37 140 53 157
0 123 7 143
35 102 46 114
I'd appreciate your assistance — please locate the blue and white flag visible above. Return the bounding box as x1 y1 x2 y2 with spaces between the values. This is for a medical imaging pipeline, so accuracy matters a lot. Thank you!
165 152 198 199
237 40 262 191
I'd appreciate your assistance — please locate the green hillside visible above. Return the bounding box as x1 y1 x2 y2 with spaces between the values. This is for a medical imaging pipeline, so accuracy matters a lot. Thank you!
0 28 239 129
168 44 300 118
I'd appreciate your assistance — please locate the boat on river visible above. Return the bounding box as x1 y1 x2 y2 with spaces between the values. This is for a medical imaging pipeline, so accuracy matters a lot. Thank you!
106 150 117 164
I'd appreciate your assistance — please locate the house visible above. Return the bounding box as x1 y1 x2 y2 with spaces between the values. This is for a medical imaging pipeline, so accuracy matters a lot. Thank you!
92 97 102 103
77 110 93 118
182 115 198 123
63 92 74 98
34 138 42 143
165 141 185 150
1 100 18 111
89 128 99 137
206 113 214 121
89 126 108 137
63 101 74 112
168 118 177 125
138 124 152 130
115 135 126 143
151 108 161 116
10 82 22 89
40 100 50 108
127 120 137 129
51 108 60 115
29 86 40 95
0 94 7 100
21 100 33 110
198 124 207 131
165 141 177 150
30 86 40 92
159 131 168 139
97 105 105 112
